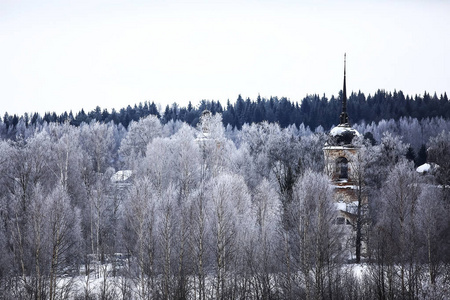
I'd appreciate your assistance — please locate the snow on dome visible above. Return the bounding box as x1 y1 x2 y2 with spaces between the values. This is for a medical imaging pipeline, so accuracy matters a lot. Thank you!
416 163 431 174
329 125 360 137
328 125 360 146
111 170 132 182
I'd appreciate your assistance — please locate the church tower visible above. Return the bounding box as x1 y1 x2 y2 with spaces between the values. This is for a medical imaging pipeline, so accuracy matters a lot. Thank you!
323 54 360 205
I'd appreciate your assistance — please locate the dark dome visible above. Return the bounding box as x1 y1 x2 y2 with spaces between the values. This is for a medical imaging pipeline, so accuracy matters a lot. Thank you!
201 110 211 118
328 125 360 146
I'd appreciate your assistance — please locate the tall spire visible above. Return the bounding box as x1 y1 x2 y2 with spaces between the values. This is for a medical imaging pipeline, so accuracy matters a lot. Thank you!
340 53 349 125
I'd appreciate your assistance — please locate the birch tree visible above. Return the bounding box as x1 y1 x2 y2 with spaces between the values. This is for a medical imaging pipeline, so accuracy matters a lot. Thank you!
170 124 201 298
46 185 82 300
428 130 450 201
155 185 178 299
206 173 253 299
288 170 343 299
79 121 114 174
416 186 448 287
372 161 422 299
124 176 158 299
119 115 162 169
251 179 282 299
347 137 377 262
188 186 209 300
170 124 201 201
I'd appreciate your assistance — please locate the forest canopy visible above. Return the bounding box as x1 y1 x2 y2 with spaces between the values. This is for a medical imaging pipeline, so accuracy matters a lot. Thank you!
0 90 450 299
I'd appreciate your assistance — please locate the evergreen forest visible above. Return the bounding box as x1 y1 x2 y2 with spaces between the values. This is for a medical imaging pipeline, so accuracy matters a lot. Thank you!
2 90 449 132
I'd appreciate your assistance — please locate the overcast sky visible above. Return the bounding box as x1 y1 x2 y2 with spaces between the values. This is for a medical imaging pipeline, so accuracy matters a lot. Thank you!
1 0 449 116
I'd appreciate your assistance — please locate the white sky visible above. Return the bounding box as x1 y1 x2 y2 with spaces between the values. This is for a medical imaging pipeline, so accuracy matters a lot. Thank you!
1 0 449 116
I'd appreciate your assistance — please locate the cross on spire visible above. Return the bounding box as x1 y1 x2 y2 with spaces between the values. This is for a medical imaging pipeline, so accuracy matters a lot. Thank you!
340 53 350 125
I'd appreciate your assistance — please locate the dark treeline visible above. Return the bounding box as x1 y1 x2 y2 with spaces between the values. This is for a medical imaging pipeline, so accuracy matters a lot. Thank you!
2 90 449 132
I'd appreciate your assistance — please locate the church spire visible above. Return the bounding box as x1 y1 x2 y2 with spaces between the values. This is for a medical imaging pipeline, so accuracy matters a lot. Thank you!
340 53 349 125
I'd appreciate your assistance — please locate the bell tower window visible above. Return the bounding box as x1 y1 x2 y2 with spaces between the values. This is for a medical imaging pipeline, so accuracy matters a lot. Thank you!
336 157 348 179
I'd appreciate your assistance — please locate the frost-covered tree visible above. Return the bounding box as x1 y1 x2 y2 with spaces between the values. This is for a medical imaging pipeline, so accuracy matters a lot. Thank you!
287 170 343 299
239 122 280 180
5 132 56 199
428 130 450 201
166 125 201 298
239 122 303 227
155 185 178 299
416 186 448 287
119 115 162 169
89 169 117 262
1 182 81 299
298 133 327 173
162 119 184 137
198 112 233 180
228 142 256 190
368 132 408 188
46 122 85 206
1 133 56 295
169 124 201 201
123 176 158 299
79 121 115 174
141 137 174 194
370 161 422 299
187 186 209 300
206 173 254 299
45 185 82 300
251 179 282 299
347 137 377 263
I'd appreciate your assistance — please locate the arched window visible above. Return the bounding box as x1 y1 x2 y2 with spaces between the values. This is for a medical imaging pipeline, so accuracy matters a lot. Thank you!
336 157 348 179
